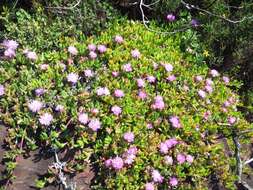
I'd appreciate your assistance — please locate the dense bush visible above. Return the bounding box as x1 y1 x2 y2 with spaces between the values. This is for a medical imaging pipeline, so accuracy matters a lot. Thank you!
1 21 252 189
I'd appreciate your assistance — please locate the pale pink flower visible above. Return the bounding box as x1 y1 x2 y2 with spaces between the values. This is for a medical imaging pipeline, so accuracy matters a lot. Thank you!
67 73 79 84
88 118 101 131
186 155 194 163
2 40 19 50
96 87 110 96
195 75 203 82
167 14 176 22
210 69 219 77
78 113 89 125
111 156 124 170
147 123 153 129
0 85 5 96
55 105 64 112
91 108 99 115
89 51 97 59
205 85 213 93
169 177 178 186
159 142 168 154
124 154 136 165
131 49 141 59
88 44 96 51
151 95 165 110
137 78 145 88
26 51 37 61
147 75 156 83
97 45 107 53
4 49 15 58
35 88 46 96
111 105 122 116
114 89 125 98
40 64 49 71
123 132 135 143
164 156 173 165
163 63 173 72
138 90 147 100
112 71 119 77
177 153 186 164
28 100 43 113
122 63 132 72
145 183 155 190
198 90 206 99
166 75 176 82
68 46 78 55
222 76 230 84
228 116 236 125
114 35 124 44
169 116 182 128
151 170 164 183
84 69 94 78
206 78 213 86
203 111 211 120
104 159 112 168
39 113 53 126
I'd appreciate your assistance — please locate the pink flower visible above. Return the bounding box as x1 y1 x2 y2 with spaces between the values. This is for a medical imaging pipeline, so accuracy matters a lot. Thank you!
131 49 141 59
78 113 89 125
195 75 203 82
111 105 122 116
104 159 112 168
153 62 159 69
166 75 176 82
112 71 119 77
88 44 96 51
4 49 16 58
147 75 156 83
123 132 135 143
223 101 231 107
228 116 236 125
97 45 107 53
111 156 124 170
198 90 206 99
67 73 79 84
40 64 49 71
28 100 43 113
145 183 155 190
26 51 37 61
124 154 136 165
91 108 99 115
114 35 124 44
177 153 186 164
137 78 145 88
186 155 194 163
114 89 125 98
210 69 219 77
138 90 147 100
151 170 164 183
126 146 138 155
163 63 173 72
122 63 133 72
84 69 94 78
203 111 211 120
147 123 153 129
55 105 64 112
222 76 230 84
89 51 97 59
68 46 78 55
166 14 176 22
2 40 19 50
88 118 101 131
169 177 178 186
164 156 173 165
165 138 178 148
0 85 5 96
151 95 165 110
205 78 213 86
39 113 53 126
169 116 182 128
35 88 46 96
205 85 213 93
96 87 110 96
159 142 169 154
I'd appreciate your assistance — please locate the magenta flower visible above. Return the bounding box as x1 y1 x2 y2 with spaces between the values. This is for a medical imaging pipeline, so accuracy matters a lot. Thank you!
137 78 145 88
84 69 94 78
138 90 147 100
114 89 125 98
169 116 182 128
39 113 53 126
68 46 78 55
123 132 135 143
145 183 155 190
166 14 176 22
228 116 236 125
67 73 79 84
2 40 19 50
147 75 156 83
4 48 16 58
88 118 101 131
164 156 173 165
88 44 96 51
28 100 43 113
210 69 219 77
163 63 173 72
97 45 107 53
198 90 206 99
151 169 164 183
78 113 89 125
177 153 186 164
26 51 37 61
222 76 230 84
131 49 141 59
151 95 165 110
159 142 169 154
195 75 203 82
89 51 97 59
169 177 178 186
0 85 5 96
122 63 133 72
111 105 122 116
111 156 124 170
104 159 112 168
114 35 124 44
55 105 64 112
167 75 176 82
96 87 110 96
186 154 194 163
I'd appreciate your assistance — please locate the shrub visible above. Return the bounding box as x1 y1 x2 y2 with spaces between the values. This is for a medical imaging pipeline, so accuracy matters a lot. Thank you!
0 20 252 189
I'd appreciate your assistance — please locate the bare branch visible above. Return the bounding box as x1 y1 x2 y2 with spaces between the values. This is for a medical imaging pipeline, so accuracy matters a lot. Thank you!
244 158 253 166
46 0 81 10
